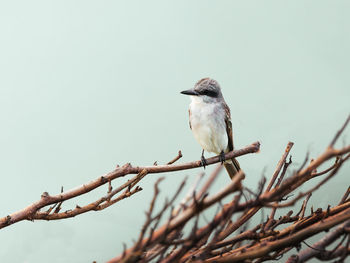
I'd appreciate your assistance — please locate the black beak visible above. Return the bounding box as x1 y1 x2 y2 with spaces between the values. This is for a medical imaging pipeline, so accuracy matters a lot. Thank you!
180 89 199 96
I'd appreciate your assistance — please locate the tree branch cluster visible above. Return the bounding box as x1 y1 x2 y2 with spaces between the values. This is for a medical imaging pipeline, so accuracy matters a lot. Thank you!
107 115 350 263
1 115 349 263
0 140 260 228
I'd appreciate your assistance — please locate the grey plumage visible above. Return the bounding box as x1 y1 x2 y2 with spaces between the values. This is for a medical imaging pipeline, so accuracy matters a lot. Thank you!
181 78 241 179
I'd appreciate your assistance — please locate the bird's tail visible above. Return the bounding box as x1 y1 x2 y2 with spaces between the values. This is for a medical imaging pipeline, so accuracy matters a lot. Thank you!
224 158 241 179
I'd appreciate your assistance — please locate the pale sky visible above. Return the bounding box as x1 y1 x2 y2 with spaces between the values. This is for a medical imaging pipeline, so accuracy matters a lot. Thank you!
0 1 349 262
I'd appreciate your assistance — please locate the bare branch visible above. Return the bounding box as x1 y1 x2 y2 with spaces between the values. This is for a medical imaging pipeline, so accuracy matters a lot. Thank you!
0 142 260 229
266 141 294 191
107 116 350 263
291 220 350 262
329 114 350 147
167 150 183 165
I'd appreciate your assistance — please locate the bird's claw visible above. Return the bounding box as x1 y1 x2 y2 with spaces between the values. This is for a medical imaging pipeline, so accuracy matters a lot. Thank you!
219 151 226 164
201 155 207 169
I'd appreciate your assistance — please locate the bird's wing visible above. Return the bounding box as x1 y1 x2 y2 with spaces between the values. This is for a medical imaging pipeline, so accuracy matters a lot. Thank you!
224 103 233 151
188 109 192 130
223 102 241 179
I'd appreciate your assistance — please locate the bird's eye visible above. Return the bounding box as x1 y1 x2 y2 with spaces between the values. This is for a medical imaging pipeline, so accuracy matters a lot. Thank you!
201 90 218 97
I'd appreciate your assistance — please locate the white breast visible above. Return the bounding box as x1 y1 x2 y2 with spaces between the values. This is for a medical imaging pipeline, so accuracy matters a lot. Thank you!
189 97 228 154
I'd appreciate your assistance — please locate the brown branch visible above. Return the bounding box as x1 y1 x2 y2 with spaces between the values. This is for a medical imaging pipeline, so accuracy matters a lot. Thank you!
167 150 183 165
108 116 350 263
204 201 350 260
266 141 294 191
173 172 205 216
264 152 294 231
329 114 350 147
340 187 350 205
0 142 260 229
217 142 294 241
111 117 350 263
296 193 312 219
3 114 349 263
31 170 148 220
107 171 245 263
265 153 349 208
207 207 350 262
260 145 350 204
290 220 350 262
32 186 143 220
194 164 223 202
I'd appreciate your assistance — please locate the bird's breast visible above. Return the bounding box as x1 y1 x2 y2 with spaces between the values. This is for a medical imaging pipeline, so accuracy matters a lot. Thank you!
189 101 228 154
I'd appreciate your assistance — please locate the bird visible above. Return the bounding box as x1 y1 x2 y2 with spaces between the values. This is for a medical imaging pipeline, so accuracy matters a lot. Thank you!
180 78 240 179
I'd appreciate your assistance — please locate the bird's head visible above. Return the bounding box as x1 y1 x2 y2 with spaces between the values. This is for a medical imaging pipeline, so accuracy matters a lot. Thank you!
181 78 223 103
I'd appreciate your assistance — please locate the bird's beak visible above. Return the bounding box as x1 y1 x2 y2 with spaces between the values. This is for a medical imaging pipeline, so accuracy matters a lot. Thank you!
180 89 199 96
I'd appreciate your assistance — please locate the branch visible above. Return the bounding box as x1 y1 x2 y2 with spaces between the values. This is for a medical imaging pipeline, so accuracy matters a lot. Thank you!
0 142 260 229
292 220 350 262
107 171 245 263
207 208 350 262
107 115 350 263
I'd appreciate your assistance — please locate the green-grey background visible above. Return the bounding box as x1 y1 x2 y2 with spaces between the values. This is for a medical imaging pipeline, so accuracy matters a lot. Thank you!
0 1 349 262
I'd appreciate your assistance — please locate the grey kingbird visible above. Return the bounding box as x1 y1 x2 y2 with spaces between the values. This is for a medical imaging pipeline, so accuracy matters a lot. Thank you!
181 78 240 179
